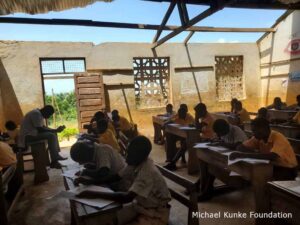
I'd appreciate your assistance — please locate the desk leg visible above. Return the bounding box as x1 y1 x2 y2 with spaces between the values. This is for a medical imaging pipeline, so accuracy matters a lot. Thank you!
153 123 163 143
165 133 177 162
252 165 273 225
187 134 200 175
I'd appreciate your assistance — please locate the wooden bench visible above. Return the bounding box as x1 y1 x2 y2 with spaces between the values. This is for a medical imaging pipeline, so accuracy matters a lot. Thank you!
118 131 129 156
23 140 50 184
62 166 122 225
0 152 24 225
156 164 199 225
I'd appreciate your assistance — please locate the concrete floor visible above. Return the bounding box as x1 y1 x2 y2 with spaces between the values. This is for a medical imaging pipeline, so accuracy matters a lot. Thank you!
9 136 260 225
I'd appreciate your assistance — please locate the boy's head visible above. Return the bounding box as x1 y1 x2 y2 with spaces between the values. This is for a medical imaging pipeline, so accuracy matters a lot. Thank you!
166 104 173 113
257 107 268 120
231 98 238 108
194 103 207 118
96 119 108 134
180 104 188 112
5 121 17 131
297 95 300 105
178 107 187 119
213 119 230 137
251 118 271 142
70 141 95 164
111 110 120 121
40 105 55 119
93 111 105 121
126 136 152 166
235 101 243 111
273 97 282 108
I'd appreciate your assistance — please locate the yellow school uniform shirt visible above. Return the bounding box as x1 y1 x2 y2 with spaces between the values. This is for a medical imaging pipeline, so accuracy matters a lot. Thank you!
243 130 298 168
238 108 251 124
200 113 215 139
108 121 117 136
0 142 17 171
119 116 133 132
98 129 121 152
173 115 194 125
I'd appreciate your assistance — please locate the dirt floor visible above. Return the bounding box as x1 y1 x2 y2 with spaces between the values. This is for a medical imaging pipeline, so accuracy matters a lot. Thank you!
9 131 269 225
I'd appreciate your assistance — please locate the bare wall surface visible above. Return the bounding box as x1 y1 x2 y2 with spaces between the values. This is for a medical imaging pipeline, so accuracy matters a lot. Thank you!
258 11 300 106
0 41 260 128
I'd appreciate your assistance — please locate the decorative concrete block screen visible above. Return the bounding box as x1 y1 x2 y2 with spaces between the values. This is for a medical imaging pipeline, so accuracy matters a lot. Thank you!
133 57 170 109
215 56 244 101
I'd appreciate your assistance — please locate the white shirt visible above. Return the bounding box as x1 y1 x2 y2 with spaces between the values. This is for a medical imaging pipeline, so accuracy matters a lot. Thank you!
18 109 44 148
221 124 248 144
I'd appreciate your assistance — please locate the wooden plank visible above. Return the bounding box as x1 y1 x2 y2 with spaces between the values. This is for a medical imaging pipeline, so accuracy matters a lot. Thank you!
79 105 104 111
78 94 102 100
77 76 100 83
79 99 102 107
81 111 98 118
260 57 300 67
174 66 214 72
78 88 101 95
77 83 101 88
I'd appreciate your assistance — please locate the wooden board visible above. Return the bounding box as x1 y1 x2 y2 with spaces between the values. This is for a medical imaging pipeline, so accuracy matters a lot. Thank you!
74 73 105 132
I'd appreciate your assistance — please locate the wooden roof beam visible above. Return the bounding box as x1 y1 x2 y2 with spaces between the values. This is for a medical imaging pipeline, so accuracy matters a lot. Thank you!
177 0 189 25
184 31 194 45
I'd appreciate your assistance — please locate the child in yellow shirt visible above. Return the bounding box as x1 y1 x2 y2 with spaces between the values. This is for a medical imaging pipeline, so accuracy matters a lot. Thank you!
97 119 121 153
0 141 17 171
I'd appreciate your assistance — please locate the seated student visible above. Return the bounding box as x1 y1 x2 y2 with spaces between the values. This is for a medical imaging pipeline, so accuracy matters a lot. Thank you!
256 107 269 121
234 101 250 128
4 121 19 147
154 104 176 145
230 98 239 113
194 103 215 139
111 110 135 137
70 141 126 185
266 97 287 110
18 105 67 169
77 136 171 225
233 118 298 180
287 94 300 110
197 119 248 201
164 107 194 171
0 142 17 171
97 119 121 152
179 103 194 121
90 111 117 137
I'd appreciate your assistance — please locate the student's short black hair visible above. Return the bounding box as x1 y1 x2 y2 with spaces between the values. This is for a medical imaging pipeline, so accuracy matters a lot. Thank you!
257 107 268 118
111 110 119 116
251 117 270 130
93 111 105 121
194 103 207 112
40 105 55 118
97 119 108 134
178 107 187 119
166 104 173 108
5 121 17 130
126 136 152 166
180 104 188 112
70 142 94 164
213 119 230 136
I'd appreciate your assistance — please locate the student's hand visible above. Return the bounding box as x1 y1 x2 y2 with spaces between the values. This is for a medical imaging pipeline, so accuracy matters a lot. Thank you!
73 176 93 186
229 152 242 160
76 190 98 199
57 125 66 133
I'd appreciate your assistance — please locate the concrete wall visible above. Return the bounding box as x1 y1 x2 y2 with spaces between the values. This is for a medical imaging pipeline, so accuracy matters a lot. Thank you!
0 41 261 130
258 11 300 106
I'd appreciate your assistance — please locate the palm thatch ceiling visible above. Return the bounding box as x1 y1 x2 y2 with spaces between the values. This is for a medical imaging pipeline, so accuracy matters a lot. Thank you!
0 0 112 15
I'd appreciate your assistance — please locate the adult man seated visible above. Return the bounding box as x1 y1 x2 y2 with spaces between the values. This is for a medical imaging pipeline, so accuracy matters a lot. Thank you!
232 118 298 181
197 119 248 201
18 105 67 169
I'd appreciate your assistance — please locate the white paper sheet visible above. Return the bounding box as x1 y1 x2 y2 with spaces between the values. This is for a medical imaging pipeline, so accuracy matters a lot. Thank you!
179 126 196 130
61 169 81 179
290 186 300 194
228 157 269 166
229 171 241 176
194 142 210 149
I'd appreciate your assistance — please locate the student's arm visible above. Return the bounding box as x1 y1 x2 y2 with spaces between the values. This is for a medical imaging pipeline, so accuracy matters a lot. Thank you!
36 125 65 133
76 190 137 204
236 143 259 153
229 151 278 161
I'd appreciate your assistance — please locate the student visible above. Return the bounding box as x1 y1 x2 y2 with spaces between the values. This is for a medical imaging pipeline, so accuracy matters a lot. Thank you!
97 119 121 152
70 141 126 185
230 98 238 113
164 104 176 117
112 110 134 136
4 121 19 146
77 136 171 225
233 118 298 180
287 95 300 110
194 103 215 139
266 97 287 110
90 111 117 136
256 107 269 121
0 141 17 171
164 107 194 171
234 101 250 127
18 105 67 169
179 103 194 122
197 119 248 201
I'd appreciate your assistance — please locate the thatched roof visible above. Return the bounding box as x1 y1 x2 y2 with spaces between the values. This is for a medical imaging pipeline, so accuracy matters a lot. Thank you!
0 0 113 15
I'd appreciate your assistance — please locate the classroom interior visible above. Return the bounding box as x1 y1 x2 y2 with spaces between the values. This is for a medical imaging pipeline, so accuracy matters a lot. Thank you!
1 1 300 225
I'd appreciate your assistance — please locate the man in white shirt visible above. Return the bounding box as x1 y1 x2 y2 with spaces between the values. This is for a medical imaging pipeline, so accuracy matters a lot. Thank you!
18 105 66 169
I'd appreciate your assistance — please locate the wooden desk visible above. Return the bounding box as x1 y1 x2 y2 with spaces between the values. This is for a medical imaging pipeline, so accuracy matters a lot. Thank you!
268 109 297 121
165 124 201 174
152 115 172 144
268 181 300 225
195 145 273 225
62 166 122 225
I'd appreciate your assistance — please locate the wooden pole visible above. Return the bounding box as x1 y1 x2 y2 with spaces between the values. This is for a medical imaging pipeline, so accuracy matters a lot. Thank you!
121 83 133 123
51 89 56 128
